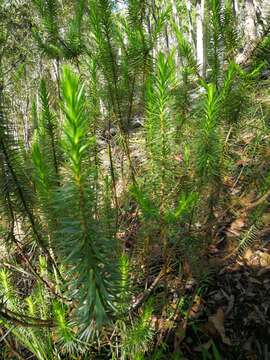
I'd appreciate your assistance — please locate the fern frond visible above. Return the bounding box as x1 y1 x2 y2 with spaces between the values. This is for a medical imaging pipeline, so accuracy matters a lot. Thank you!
89 0 126 128
219 61 247 125
237 224 259 258
130 185 159 221
165 192 199 224
52 301 79 354
32 28 62 59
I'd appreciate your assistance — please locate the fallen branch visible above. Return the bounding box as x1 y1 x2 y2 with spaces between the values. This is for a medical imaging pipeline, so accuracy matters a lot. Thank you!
245 187 270 211
0 306 55 328
131 267 170 310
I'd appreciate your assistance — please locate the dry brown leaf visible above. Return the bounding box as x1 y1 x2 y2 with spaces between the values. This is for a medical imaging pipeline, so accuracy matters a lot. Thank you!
51 331 59 342
243 249 253 262
209 308 231 345
150 315 159 330
150 244 163 258
227 217 246 238
189 295 204 319
257 251 270 266
236 158 250 166
173 154 183 163
156 318 174 331
201 321 218 337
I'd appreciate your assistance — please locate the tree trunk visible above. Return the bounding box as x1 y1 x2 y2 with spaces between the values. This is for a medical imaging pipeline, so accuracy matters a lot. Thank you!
245 0 257 42
236 0 257 64
233 0 239 16
196 0 205 76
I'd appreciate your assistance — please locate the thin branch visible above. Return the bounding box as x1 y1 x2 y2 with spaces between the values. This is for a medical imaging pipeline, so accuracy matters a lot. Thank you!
0 307 55 328
131 267 170 310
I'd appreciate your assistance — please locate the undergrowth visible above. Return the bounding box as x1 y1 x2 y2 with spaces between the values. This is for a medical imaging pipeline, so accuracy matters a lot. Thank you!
0 0 270 358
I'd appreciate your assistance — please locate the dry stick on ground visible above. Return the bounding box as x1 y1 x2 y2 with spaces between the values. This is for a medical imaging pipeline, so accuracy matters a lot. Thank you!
234 186 270 218
131 267 170 311
0 307 55 328
231 185 270 217
245 187 270 211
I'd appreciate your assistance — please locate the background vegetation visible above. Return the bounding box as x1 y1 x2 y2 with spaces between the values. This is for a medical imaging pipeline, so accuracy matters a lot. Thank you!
0 0 270 358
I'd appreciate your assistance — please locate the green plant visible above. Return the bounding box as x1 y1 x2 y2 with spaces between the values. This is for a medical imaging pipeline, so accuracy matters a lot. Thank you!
0 1 270 358
120 301 154 360
32 0 85 59
54 66 120 334
0 260 55 360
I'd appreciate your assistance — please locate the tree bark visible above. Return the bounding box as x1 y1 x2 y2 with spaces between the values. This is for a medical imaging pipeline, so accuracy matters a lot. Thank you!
196 0 205 76
187 0 195 50
233 0 239 16
236 0 257 64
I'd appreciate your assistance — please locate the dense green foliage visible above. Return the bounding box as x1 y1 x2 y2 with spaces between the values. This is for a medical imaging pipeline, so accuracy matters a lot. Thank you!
0 0 269 358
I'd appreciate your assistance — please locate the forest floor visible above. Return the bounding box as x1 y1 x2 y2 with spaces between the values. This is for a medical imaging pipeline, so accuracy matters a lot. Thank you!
176 227 270 359
133 215 270 359
110 103 270 359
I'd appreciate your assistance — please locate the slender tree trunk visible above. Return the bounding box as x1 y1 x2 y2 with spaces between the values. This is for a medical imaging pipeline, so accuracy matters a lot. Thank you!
236 0 257 64
245 0 257 42
170 0 179 52
187 0 195 50
255 0 269 33
233 0 239 16
196 0 205 76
